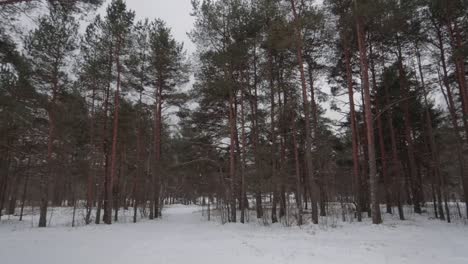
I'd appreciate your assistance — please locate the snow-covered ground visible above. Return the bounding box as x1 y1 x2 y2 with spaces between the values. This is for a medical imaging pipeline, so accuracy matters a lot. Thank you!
1 204 468 264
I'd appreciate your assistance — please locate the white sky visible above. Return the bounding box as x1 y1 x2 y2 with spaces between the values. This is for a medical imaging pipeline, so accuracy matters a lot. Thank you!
99 0 196 54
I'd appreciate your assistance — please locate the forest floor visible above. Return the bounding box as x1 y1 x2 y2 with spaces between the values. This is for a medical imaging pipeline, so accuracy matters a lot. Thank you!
1 204 468 264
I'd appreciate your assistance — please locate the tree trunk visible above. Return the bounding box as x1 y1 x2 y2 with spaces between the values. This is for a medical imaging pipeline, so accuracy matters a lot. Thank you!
369 41 392 214
431 180 438 219
343 44 362 222
153 77 164 219
7 168 19 215
416 45 443 218
240 78 247 224
290 0 319 224
86 83 97 225
100 42 113 225
268 51 277 224
292 112 303 225
396 45 421 214
447 21 468 139
133 93 143 223
355 14 382 224
447 21 468 216
248 44 263 219
430 20 468 218
382 64 405 220
106 39 123 225
228 81 237 223
19 157 31 221
39 74 59 227
0 152 11 220
306 62 325 217
277 73 287 220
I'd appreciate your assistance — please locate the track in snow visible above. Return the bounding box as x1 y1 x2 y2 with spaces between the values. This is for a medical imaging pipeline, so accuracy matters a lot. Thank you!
1 204 468 264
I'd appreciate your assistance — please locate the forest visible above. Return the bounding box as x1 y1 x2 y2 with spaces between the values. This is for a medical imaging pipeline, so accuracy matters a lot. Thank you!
1 0 468 233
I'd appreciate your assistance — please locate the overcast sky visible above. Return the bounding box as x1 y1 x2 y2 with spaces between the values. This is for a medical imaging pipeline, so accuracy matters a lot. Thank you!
99 0 196 54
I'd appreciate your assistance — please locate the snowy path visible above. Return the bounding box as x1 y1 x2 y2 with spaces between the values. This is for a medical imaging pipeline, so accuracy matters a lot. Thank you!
1 205 468 264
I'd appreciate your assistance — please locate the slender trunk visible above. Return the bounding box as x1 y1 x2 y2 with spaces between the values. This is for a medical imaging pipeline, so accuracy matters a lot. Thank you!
377 111 391 214
228 80 237 223
250 48 263 219
416 45 443 218
436 177 445 220
106 39 122 225
290 0 318 224
383 67 404 220
306 62 325 217
344 44 362 222
359 112 370 217
277 68 287 219
446 21 468 216
292 112 303 225
369 41 391 214
355 14 381 224
456 200 462 219
448 21 468 136
7 168 19 215
133 94 143 223
100 42 113 225
268 52 278 224
444 187 451 223
86 84 97 225
247 43 263 219
153 77 163 219
233 100 243 212
396 43 421 214
431 181 438 219
39 74 58 227
240 78 247 224
72 193 77 227
0 153 9 220
19 157 31 221
430 21 468 218
113 146 123 222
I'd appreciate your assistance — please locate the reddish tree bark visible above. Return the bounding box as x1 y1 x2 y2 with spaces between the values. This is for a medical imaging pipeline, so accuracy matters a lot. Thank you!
396 40 422 214
344 44 363 221
247 46 263 218
228 87 237 223
381 59 405 220
416 46 448 222
240 79 247 224
133 92 143 223
19 157 31 221
98 41 114 225
39 72 59 227
105 39 122 225
153 77 163 218
291 110 303 225
278 69 287 219
268 51 277 224
306 62 326 217
431 18 468 217
355 14 382 224
290 0 319 224
85 82 97 224
368 41 392 214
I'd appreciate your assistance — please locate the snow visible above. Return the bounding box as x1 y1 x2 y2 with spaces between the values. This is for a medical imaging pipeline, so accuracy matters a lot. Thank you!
1 204 468 264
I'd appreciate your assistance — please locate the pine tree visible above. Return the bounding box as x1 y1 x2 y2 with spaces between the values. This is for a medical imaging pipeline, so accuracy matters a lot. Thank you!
79 13 112 225
24 3 78 227
148 19 188 218
101 0 134 224
353 0 382 224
